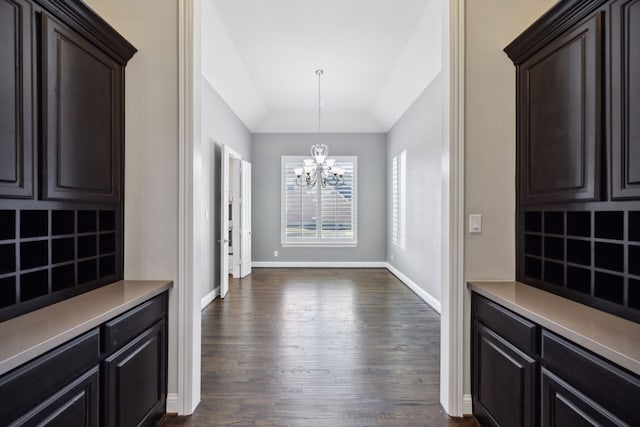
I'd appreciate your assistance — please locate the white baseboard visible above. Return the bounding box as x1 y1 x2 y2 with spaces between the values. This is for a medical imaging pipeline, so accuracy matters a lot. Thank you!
200 287 219 310
252 261 387 268
463 394 472 415
385 263 442 313
166 393 180 414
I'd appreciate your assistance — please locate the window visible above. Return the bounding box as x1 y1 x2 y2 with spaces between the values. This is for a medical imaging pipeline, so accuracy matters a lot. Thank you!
392 150 406 249
281 156 357 246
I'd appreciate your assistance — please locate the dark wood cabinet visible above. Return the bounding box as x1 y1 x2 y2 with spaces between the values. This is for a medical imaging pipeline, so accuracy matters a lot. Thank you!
473 322 537 427
0 0 34 199
14 367 100 427
518 11 603 205
103 292 168 427
0 329 100 426
541 331 640 426
610 0 640 200
472 295 538 427
506 0 640 323
0 292 168 426
0 0 135 322
541 368 624 427
472 292 640 427
41 12 123 203
103 321 167 427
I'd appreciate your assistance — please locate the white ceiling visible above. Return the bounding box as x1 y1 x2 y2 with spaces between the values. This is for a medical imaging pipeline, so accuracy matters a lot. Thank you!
202 0 441 133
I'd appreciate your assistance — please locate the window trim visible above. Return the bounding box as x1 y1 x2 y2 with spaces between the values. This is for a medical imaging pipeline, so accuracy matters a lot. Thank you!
281 155 358 247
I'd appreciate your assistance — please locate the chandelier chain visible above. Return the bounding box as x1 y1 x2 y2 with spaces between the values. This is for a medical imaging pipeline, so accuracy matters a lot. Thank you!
316 69 323 133
294 69 344 189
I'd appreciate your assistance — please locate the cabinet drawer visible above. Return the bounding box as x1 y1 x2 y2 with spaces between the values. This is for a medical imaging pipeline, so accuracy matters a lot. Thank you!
9 366 99 427
103 293 166 354
542 331 640 426
541 367 625 427
473 294 538 354
0 328 100 423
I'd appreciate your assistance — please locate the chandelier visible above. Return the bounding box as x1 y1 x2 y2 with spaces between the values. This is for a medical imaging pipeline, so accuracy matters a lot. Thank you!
293 70 345 188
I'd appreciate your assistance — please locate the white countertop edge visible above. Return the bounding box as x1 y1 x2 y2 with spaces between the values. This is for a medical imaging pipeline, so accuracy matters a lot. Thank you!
0 280 173 376
468 281 640 376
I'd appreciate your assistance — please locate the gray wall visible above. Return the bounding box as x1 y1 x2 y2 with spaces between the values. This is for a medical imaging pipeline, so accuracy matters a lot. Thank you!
387 74 443 301
200 78 251 299
252 133 387 262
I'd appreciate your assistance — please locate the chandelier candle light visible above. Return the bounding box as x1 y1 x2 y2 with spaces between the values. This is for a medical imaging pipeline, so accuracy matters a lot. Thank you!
294 69 346 188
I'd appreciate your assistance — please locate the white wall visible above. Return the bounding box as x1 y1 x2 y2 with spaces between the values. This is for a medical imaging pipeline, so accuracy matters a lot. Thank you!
200 0 266 130
251 133 387 263
199 79 251 300
463 0 558 395
387 75 443 303
82 0 181 398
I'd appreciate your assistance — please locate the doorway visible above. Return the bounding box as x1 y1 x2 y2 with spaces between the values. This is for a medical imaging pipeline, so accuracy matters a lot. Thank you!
178 0 465 416
220 145 252 299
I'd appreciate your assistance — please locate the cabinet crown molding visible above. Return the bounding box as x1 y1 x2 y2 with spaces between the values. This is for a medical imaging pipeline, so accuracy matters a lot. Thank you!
504 0 608 64
38 0 137 63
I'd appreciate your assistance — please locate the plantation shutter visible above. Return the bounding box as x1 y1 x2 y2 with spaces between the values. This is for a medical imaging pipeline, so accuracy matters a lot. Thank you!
283 158 318 240
282 156 357 246
320 159 355 240
392 155 399 245
392 151 406 249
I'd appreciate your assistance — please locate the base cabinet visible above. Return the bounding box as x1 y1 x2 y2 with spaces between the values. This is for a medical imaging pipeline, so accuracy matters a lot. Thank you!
541 368 624 427
13 367 100 427
103 321 166 427
474 322 536 427
0 292 167 426
472 293 640 427
472 296 538 427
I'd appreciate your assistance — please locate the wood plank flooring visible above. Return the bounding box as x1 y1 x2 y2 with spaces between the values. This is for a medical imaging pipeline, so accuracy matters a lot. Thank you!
161 268 476 427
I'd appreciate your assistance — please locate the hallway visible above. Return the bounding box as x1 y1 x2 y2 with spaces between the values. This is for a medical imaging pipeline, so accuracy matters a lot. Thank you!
162 268 475 426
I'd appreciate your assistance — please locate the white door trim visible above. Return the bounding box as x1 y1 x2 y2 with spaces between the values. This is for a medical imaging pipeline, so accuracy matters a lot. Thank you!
177 0 201 415
221 145 242 298
440 0 466 417
240 161 252 278
177 0 466 417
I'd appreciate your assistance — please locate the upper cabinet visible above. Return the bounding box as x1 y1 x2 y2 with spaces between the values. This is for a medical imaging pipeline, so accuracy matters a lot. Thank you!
0 0 135 204
506 0 640 324
42 13 123 203
0 0 33 199
610 0 640 199
514 10 604 205
0 0 135 321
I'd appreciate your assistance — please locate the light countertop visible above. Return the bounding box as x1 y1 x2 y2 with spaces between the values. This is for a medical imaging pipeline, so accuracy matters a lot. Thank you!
0 280 173 376
468 281 640 375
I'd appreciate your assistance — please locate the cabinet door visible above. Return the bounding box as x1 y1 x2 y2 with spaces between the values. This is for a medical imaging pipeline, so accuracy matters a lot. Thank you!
541 368 625 427
610 0 640 199
0 0 33 198
103 320 166 427
0 329 100 424
41 13 122 203
10 366 99 427
472 321 537 427
542 331 640 426
519 12 603 204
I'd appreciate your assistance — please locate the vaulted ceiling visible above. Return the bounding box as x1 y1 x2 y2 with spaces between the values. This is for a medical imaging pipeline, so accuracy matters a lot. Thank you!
202 0 441 133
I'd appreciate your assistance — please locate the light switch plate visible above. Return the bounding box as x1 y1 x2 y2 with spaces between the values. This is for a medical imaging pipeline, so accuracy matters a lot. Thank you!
469 214 482 234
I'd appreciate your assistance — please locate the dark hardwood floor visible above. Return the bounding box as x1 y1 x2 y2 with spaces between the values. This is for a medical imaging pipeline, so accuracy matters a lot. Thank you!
161 268 476 426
